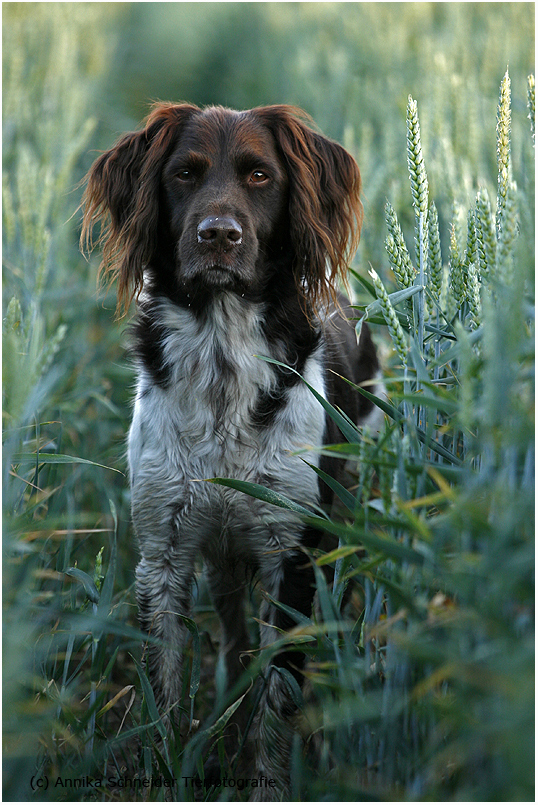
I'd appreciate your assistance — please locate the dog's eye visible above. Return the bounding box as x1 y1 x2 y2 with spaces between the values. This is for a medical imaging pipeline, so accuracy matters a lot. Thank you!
177 169 193 182
249 170 269 185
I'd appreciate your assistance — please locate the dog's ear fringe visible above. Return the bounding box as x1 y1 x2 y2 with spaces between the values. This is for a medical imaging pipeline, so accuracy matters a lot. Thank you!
79 102 200 318
254 105 362 319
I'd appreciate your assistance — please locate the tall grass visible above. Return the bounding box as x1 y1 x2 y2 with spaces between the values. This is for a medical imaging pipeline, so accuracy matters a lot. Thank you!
3 6 137 800
3 3 534 802
303 76 534 801
218 74 534 801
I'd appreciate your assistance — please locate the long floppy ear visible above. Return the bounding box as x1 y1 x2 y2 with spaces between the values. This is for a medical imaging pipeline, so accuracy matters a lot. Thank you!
80 102 199 315
255 105 362 313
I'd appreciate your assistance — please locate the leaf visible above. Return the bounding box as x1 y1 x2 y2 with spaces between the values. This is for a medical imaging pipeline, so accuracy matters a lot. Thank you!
300 458 356 511
430 326 483 368
348 267 377 298
355 386 404 421
201 692 248 741
273 666 304 708
357 388 462 465
177 614 201 699
96 521 117 637
261 590 312 627
316 544 365 566
97 685 135 718
305 515 427 566
409 338 431 383
293 442 363 459
134 658 167 740
423 322 457 340
312 561 340 626
205 477 320 517
63 567 100 604
395 392 458 415
356 311 410 328
12 452 123 474
364 284 424 319
254 355 362 443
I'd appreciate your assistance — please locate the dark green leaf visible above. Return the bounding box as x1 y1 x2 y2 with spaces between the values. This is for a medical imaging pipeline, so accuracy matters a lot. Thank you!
63 567 100 604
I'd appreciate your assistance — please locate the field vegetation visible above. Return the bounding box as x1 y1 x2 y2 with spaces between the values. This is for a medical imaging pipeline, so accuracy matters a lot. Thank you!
3 3 534 801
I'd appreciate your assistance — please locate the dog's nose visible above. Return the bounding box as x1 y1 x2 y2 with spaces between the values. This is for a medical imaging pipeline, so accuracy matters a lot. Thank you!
197 216 243 247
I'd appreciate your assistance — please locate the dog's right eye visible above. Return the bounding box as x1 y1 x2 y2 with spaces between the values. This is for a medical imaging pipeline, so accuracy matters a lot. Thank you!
177 169 193 182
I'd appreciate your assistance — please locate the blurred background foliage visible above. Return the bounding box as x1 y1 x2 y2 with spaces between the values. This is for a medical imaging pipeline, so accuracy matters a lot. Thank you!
3 2 534 802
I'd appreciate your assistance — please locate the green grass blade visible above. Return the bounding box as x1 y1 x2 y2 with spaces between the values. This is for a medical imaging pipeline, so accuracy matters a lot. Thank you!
305 515 427 565
205 477 319 517
255 355 362 442
134 658 167 740
12 452 123 473
363 284 424 319
63 567 100 604
300 458 356 511
177 614 201 700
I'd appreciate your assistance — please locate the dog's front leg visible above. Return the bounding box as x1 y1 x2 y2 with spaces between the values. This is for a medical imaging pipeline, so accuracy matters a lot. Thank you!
133 496 200 727
251 546 317 801
135 554 195 723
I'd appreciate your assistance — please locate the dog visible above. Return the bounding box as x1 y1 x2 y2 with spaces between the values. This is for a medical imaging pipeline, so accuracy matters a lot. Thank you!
81 103 380 800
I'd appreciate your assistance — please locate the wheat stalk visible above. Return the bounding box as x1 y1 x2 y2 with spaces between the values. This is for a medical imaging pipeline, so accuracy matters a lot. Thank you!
384 201 416 288
369 268 408 365
449 223 466 312
427 201 443 305
464 210 479 277
496 180 518 283
406 95 429 270
496 69 511 236
467 262 482 330
527 74 535 145
475 187 496 282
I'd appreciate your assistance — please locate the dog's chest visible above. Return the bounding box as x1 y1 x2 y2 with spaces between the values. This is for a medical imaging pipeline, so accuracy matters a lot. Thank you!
129 297 327 498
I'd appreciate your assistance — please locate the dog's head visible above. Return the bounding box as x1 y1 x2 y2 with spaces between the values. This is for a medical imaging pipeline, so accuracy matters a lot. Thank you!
81 103 362 315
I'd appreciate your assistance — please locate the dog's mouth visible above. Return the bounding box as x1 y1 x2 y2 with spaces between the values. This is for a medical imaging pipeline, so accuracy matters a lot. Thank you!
175 229 259 298
206 262 232 276
203 260 243 286
178 258 250 298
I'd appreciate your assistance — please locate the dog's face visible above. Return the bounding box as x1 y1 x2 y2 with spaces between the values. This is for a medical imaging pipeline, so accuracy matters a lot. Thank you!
161 108 290 298
81 103 362 315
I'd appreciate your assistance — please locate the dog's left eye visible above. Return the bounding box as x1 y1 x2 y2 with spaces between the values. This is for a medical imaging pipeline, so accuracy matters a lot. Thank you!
249 170 269 185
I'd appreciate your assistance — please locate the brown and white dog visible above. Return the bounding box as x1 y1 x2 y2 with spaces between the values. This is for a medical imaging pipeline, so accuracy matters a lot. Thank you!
81 103 380 799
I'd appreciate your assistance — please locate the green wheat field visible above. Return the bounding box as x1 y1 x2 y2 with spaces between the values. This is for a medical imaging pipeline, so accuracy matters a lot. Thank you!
3 3 534 801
